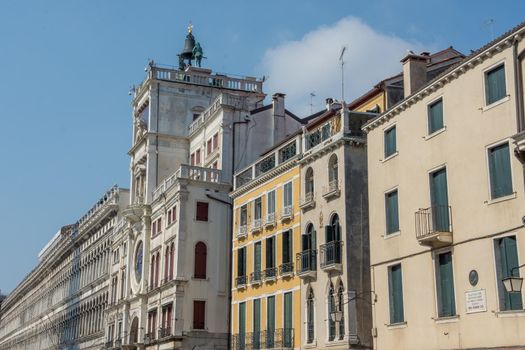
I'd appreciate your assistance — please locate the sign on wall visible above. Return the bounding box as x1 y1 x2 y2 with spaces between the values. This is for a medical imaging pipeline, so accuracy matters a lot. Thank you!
465 289 487 314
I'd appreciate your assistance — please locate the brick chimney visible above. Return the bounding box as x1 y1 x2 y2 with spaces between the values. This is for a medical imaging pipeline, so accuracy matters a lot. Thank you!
401 52 428 98
272 93 286 144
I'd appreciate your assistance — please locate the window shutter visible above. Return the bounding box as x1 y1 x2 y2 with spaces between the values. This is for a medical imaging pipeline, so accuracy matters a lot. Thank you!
195 242 207 279
386 191 399 234
325 225 334 242
428 99 444 133
239 302 246 335
193 301 205 329
389 264 404 323
196 202 209 221
302 234 309 251
486 65 506 104
438 252 455 317
253 299 261 333
267 296 275 330
254 243 261 272
499 237 523 310
282 231 290 264
489 143 512 199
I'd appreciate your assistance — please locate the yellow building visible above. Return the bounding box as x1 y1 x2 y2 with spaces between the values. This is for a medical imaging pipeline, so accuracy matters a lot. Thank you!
230 134 302 350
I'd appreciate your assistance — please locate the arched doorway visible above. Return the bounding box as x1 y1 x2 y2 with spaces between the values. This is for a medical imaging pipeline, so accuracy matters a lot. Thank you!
129 317 139 344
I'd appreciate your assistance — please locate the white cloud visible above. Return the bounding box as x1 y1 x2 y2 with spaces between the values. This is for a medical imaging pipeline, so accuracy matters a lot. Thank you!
259 17 428 116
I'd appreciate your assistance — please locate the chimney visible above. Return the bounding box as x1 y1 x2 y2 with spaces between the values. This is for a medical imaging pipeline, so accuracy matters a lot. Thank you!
401 52 428 98
272 93 285 117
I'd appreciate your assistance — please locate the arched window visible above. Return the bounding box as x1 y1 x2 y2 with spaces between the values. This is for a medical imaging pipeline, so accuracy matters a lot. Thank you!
305 168 314 195
328 283 336 341
130 317 139 343
150 254 156 288
155 252 160 287
327 214 341 242
328 154 338 185
170 242 175 280
337 283 345 340
164 246 170 282
194 242 207 279
307 288 315 343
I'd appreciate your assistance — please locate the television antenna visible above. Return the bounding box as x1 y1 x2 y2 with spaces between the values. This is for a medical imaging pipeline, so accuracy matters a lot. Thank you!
309 92 316 114
339 45 347 101
484 19 495 40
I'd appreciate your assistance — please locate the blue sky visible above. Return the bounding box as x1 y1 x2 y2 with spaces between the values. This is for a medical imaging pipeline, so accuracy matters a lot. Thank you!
0 0 523 294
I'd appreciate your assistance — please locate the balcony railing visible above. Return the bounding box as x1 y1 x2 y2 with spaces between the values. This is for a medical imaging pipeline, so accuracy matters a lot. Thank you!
236 275 248 288
296 250 317 279
415 205 453 248
238 225 248 239
252 218 262 233
263 267 277 281
105 340 114 348
323 179 341 199
299 192 315 210
144 333 155 344
158 327 171 339
279 262 294 277
250 270 262 285
231 328 294 350
281 205 293 221
114 338 122 347
265 213 276 227
320 241 342 272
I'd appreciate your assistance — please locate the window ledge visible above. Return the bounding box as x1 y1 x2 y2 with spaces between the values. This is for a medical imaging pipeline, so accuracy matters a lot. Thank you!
386 321 407 329
486 192 517 205
382 151 399 163
424 127 447 141
495 309 525 318
434 315 459 324
303 340 317 348
482 95 510 112
383 231 401 240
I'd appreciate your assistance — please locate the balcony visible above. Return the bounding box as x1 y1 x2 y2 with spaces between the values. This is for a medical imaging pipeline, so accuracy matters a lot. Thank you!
512 130 525 164
263 267 277 282
251 219 263 233
238 225 248 239
105 340 114 349
279 262 294 278
322 180 341 199
296 250 317 279
236 275 248 289
158 327 172 339
265 213 276 228
231 328 294 350
281 206 293 222
250 270 262 286
144 333 155 345
320 241 342 272
415 205 453 248
114 338 122 348
299 192 315 210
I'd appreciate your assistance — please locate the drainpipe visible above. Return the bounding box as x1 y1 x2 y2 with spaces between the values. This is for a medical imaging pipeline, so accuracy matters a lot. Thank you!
512 35 524 133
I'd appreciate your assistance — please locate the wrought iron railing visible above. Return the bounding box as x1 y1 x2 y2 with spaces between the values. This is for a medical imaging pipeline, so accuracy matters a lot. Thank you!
300 192 315 207
265 212 276 226
415 205 452 240
114 338 122 347
236 275 248 287
252 218 262 231
250 270 262 284
296 250 317 275
279 262 294 276
262 267 277 281
238 225 248 238
158 327 171 338
320 241 342 268
281 205 293 220
105 340 114 348
231 328 294 350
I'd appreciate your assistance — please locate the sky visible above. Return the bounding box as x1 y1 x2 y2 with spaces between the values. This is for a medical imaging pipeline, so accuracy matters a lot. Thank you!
0 0 523 294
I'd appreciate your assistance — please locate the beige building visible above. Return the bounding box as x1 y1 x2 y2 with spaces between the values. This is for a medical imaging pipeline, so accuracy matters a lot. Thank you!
364 22 525 350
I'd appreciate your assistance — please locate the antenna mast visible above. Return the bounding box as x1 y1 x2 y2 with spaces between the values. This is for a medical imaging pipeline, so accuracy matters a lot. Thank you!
339 46 347 101
310 92 316 114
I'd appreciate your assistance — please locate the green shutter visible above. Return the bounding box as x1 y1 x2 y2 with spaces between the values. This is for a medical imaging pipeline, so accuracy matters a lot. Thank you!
268 191 275 214
428 99 444 134
267 296 275 330
239 302 246 335
389 264 404 324
386 191 399 234
384 126 396 157
284 292 293 347
499 236 523 310
254 243 261 272
430 168 450 232
282 231 290 264
266 238 274 268
438 252 456 317
334 223 341 241
253 299 261 349
237 249 245 276
489 143 513 199
486 65 507 105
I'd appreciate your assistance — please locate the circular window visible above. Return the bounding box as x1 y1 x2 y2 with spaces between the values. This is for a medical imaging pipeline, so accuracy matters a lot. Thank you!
135 241 143 283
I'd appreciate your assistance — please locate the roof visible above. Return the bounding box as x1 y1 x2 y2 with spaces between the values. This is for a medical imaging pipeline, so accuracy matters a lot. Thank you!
362 20 525 131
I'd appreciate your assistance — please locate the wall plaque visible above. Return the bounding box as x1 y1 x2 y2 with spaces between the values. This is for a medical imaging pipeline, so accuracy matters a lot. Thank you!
465 289 487 314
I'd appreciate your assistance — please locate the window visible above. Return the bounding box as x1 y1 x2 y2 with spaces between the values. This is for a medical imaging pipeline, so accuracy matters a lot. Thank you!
213 133 219 149
265 236 276 279
195 149 201 164
384 126 397 158
485 64 507 105
196 202 209 221
428 98 444 134
328 283 336 341
120 271 126 299
306 288 315 343
495 236 523 311
240 204 247 227
194 242 207 279
435 251 456 317
388 264 404 324
167 206 177 225
237 247 247 282
283 292 293 347
328 154 338 184
254 197 262 222
283 182 292 209
193 113 200 121
337 284 345 339
147 309 157 339
385 190 399 234
193 300 205 329
279 141 297 163
239 302 246 337
254 242 261 277
282 230 293 265
267 190 275 215
150 254 156 288
162 304 173 336
151 217 162 236
430 168 450 232
488 143 513 199
305 168 314 195
207 139 212 155
135 242 143 282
